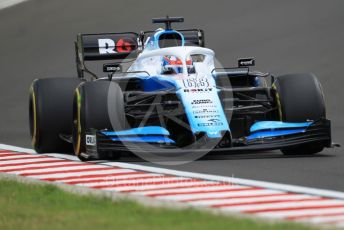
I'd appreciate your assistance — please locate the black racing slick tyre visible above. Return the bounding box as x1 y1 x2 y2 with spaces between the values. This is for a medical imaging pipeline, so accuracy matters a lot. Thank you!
29 78 84 153
72 81 125 161
273 73 326 155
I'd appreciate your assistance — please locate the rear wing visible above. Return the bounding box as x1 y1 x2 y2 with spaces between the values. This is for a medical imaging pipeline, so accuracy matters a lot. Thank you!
75 33 140 78
75 29 205 78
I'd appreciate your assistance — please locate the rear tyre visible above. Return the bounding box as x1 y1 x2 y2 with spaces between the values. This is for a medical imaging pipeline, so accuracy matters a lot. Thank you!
29 78 84 153
273 73 326 155
72 81 125 161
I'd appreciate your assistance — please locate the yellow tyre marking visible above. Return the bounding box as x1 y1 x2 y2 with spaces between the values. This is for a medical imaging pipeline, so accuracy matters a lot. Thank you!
272 83 283 121
74 88 82 155
30 85 37 147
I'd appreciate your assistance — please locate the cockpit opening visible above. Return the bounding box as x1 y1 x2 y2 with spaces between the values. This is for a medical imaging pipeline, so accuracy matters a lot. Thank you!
161 55 195 75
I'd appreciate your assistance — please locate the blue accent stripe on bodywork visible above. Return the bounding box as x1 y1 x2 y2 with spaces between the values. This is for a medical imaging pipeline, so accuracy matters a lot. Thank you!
102 126 170 136
250 121 312 133
246 128 306 141
111 136 175 144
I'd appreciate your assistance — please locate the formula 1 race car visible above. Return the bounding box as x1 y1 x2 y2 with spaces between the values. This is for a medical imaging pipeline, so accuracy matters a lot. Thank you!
29 16 337 161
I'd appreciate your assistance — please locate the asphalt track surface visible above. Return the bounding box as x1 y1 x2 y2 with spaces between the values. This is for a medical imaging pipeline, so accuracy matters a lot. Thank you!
0 0 343 192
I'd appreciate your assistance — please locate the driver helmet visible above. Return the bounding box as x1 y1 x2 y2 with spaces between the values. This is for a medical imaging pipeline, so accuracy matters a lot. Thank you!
161 55 194 74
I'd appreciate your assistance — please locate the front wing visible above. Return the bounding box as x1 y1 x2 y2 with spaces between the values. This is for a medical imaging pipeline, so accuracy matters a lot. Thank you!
84 119 334 158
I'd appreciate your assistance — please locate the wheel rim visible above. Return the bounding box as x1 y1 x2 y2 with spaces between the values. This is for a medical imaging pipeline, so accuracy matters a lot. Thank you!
73 88 82 155
29 85 38 147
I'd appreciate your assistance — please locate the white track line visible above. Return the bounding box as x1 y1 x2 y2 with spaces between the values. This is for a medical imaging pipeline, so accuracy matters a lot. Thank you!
0 0 27 10
44 153 80 161
0 144 36 153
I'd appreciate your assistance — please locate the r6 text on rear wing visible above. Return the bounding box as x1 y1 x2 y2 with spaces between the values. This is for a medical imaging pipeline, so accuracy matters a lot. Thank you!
75 32 140 78
76 33 140 61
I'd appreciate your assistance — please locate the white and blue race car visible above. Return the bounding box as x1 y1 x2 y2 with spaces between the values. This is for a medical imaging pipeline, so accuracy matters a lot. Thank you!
29 16 337 161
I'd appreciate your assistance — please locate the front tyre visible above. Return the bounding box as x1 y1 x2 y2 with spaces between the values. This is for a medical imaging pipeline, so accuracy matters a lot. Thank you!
273 73 326 155
29 78 83 153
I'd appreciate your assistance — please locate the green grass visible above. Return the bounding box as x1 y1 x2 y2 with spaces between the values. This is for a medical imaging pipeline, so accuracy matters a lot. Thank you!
0 178 315 230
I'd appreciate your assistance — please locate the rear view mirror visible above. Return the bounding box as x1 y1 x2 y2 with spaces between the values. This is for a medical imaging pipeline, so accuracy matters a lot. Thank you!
238 58 255 67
